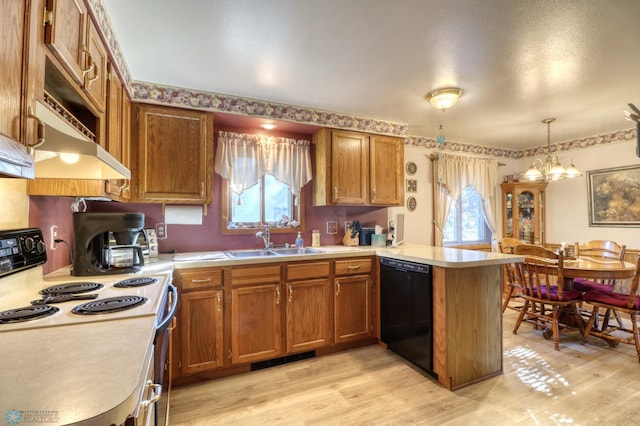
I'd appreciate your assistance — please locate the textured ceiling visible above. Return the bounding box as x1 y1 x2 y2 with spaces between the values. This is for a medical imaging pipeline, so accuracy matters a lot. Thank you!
103 0 640 150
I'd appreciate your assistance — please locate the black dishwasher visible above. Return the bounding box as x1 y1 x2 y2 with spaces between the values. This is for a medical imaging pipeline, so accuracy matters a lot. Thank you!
380 257 434 376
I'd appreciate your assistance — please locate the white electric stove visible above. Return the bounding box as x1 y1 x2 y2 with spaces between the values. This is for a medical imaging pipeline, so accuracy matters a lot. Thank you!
0 228 172 333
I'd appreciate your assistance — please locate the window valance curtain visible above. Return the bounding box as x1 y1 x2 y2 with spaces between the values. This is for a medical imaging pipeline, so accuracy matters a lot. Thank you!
432 154 499 246
214 131 312 204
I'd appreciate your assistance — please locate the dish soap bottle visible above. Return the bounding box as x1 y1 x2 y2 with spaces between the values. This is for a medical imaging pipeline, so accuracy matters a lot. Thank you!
295 232 304 248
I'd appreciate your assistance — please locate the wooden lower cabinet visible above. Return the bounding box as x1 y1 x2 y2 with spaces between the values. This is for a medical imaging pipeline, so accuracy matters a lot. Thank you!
334 258 374 343
230 283 283 364
285 261 331 353
230 264 282 364
173 268 224 378
173 257 375 382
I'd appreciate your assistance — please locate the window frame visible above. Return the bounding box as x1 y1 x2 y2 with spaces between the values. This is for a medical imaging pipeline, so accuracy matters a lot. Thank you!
220 176 306 235
443 185 492 247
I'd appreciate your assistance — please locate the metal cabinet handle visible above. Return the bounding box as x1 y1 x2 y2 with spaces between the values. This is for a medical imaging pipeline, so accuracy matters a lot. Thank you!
371 187 376 201
201 181 205 197
216 293 222 311
336 281 341 296
141 381 162 408
81 49 93 75
26 107 45 154
333 186 338 200
191 277 212 283
275 287 281 305
288 284 293 302
347 265 361 270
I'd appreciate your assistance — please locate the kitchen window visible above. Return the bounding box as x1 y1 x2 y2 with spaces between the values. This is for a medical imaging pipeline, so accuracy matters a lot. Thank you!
215 131 311 234
443 185 492 245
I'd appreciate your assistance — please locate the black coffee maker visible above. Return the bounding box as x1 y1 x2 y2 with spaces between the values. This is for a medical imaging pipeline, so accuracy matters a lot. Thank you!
72 212 146 276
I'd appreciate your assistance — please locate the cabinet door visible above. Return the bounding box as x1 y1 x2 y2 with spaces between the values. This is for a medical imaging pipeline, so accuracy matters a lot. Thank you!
370 135 404 205
134 104 213 203
177 289 224 375
331 130 369 204
231 284 283 364
104 64 130 200
44 0 88 84
1 0 29 146
286 278 331 353
82 21 107 112
334 274 372 343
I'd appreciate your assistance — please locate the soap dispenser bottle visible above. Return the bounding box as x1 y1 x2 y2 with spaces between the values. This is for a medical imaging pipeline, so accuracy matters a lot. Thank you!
295 232 304 248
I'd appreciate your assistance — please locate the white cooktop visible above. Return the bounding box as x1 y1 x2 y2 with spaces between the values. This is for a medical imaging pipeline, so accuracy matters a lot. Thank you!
0 266 169 332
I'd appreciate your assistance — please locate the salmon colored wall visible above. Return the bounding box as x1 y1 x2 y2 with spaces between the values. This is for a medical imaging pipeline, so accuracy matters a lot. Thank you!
28 124 388 270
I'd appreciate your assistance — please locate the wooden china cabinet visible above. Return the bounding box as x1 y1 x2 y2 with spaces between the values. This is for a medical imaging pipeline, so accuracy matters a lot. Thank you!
501 182 548 245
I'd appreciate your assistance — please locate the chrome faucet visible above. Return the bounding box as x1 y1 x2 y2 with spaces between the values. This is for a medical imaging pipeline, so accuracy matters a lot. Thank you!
256 227 271 249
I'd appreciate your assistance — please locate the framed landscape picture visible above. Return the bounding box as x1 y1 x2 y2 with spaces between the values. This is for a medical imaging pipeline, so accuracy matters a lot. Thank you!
587 164 640 227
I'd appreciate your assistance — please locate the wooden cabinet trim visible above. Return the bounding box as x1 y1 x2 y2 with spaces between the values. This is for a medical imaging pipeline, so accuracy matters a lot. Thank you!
335 258 373 276
286 261 330 281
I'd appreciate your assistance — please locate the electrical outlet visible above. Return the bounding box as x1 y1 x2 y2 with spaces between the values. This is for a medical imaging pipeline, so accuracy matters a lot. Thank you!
155 223 167 239
50 225 58 251
326 220 338 234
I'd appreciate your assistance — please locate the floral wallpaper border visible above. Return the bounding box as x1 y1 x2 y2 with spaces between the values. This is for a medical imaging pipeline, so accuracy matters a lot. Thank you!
89 0 637 160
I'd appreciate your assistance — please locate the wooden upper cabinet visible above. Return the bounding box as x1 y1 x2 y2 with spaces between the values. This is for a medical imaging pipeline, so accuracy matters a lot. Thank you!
104 63 130 200
82 21 107 112
370 135 404 205
43 0 106 112
330 130 369 205
44 0 88 85
132 104 214 204
313 128 404 206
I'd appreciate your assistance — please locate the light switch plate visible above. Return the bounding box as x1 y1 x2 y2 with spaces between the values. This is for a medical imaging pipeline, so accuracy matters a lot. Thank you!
326 221 338 234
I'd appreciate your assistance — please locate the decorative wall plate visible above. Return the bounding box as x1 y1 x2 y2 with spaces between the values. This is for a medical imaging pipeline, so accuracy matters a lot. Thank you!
405 161 417 175
406 179 417 193
407 196 417 212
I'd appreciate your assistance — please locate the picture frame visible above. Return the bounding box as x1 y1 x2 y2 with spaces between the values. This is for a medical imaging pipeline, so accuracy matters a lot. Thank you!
587 164 640 227
406 179 417 193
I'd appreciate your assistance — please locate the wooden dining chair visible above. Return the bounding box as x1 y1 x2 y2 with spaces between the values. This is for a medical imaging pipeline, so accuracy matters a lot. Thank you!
581 254 640 362
512 244 584 351
573 240 627 293
499 237 523 313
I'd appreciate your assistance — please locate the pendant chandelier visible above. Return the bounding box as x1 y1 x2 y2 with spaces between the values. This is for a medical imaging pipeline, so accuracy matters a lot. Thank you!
521 118 582 182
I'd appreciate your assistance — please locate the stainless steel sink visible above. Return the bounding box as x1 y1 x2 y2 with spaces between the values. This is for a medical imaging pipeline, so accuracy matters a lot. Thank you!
269 247 324 255
224 249 277 258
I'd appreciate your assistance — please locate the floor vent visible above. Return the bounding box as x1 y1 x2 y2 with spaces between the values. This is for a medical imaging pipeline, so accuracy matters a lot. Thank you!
250 351 316 371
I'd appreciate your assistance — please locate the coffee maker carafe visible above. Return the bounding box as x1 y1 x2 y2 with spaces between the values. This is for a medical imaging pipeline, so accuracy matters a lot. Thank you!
72 212 146 276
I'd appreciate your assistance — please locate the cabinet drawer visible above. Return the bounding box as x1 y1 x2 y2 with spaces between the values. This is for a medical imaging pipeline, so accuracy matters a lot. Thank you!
177 268 222 290
231 264 281 286
335 258 372 276
286 261 330 281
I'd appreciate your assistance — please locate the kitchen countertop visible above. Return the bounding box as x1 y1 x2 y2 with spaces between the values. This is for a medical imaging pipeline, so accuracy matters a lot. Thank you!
169 243 522 268
0 262 173 425
0 317 155 425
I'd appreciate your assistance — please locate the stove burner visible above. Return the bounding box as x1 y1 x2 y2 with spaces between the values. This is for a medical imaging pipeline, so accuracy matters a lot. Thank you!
0 305 59 324
72 296 147 315
41 282 104 295
114 277 158 288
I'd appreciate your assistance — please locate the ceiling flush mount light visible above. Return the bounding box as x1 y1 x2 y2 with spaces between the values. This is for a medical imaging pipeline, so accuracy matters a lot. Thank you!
521 118 582 182
260 123 277 130
426 87 463 112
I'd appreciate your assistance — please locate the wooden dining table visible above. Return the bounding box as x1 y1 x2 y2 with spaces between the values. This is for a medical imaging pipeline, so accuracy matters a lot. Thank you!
563 256 636 283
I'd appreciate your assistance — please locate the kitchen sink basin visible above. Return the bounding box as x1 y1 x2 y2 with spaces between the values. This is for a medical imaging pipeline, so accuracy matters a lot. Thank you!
269 247 324 255
224 249 277 258
224 247 324 258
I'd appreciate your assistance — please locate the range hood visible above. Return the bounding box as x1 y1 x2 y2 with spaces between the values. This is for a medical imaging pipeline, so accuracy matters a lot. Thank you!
0 134 34 179
32 100 131 180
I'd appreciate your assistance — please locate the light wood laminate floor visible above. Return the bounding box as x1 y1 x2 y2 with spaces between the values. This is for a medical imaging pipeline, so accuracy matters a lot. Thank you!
169 306 640 425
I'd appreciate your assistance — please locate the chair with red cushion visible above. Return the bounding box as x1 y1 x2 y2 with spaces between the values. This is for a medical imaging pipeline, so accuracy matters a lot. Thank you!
573 240 626 293
581 254 640 362
512 244 584 351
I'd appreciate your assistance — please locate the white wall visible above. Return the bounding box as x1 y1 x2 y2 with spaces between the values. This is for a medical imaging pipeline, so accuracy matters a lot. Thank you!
0 179 29 229
394 139 639 248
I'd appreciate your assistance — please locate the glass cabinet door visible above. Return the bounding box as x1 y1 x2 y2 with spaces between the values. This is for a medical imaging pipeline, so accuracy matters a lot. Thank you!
518 191 535 244
505 191 513 238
